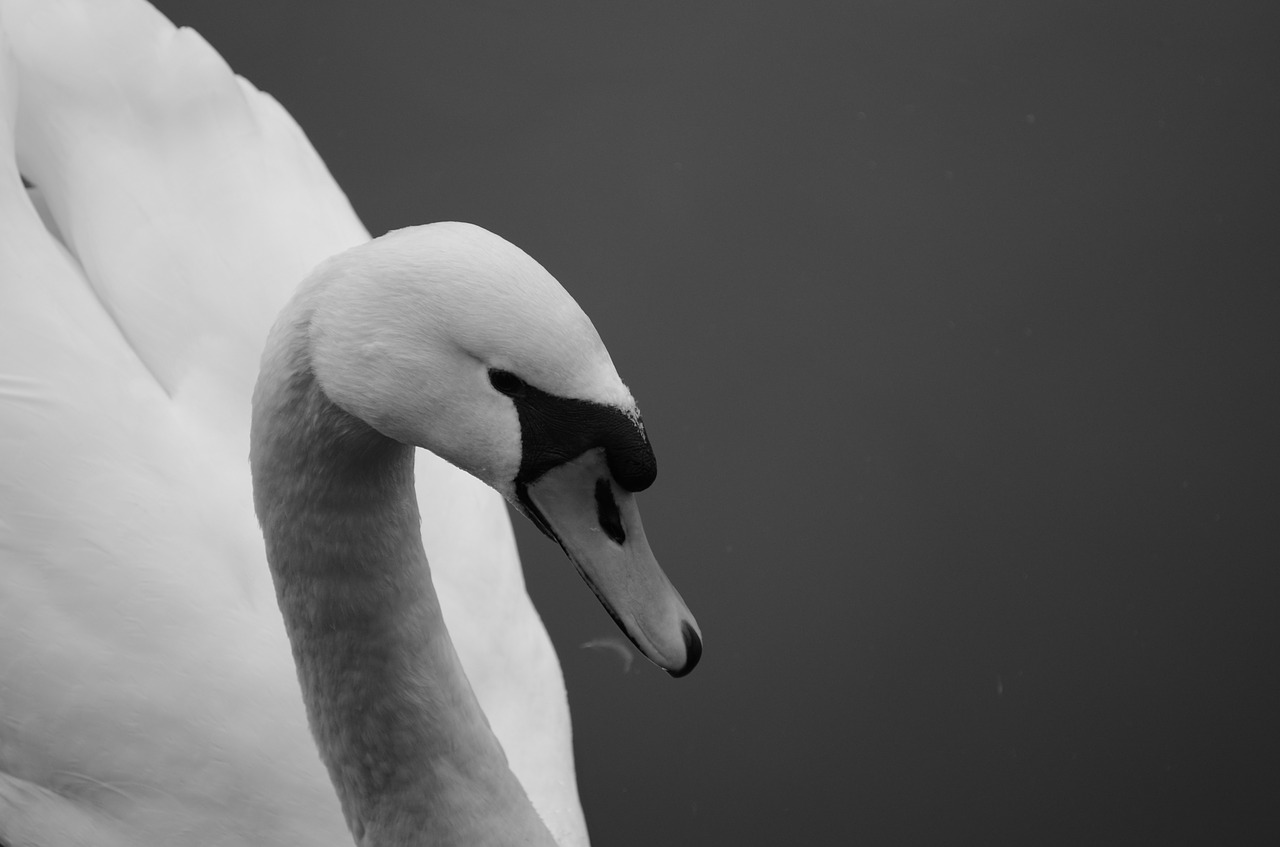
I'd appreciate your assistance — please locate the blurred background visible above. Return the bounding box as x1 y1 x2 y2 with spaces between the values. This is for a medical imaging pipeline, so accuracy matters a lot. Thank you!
152 1 1279 843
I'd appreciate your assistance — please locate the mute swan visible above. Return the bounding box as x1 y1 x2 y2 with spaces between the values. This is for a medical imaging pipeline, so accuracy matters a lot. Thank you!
0 1 699 845
252 222 700 845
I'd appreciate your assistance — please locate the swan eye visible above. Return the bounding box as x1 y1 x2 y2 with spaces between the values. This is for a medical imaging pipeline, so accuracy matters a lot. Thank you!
488 369 526 397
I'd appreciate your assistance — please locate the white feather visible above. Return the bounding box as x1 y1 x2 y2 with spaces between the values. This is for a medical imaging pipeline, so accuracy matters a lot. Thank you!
0 1 587 844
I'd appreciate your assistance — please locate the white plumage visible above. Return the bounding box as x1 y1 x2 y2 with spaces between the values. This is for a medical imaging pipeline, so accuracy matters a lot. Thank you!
0 1 594 843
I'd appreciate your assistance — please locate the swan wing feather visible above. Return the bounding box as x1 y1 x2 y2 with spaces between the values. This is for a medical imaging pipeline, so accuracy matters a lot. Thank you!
1 1 586 844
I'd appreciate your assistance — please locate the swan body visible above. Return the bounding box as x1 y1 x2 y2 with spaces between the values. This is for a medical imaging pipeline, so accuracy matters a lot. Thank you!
0 0 698 844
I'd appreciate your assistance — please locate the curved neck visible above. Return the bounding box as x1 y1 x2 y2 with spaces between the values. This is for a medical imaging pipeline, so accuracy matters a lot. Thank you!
250 314 556 846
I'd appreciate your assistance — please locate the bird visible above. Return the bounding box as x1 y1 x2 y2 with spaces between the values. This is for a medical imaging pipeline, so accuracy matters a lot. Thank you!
251 221 701 845
0 1 699 845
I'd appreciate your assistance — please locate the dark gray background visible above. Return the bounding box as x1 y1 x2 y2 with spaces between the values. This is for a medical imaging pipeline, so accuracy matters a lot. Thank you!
152 1 1279 843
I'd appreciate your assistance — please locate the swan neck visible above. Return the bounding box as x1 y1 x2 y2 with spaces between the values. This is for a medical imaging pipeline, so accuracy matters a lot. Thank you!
250 315 555 846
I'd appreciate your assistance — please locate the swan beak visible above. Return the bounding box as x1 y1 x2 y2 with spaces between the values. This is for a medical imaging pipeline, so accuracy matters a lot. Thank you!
521 448 702 677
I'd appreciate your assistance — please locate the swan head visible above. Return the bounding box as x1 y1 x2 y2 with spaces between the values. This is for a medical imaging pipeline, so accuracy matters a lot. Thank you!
305 222 701 676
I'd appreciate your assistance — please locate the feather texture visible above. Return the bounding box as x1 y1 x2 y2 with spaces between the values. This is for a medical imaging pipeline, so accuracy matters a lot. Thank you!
0 1 588 844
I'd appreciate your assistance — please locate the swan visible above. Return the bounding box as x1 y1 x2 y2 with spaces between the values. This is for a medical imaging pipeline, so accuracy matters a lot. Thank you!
251 222 700 845
0 1 699 844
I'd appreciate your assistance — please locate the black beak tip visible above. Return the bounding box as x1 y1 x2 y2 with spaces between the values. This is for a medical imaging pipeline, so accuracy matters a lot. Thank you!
665 622 703 679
